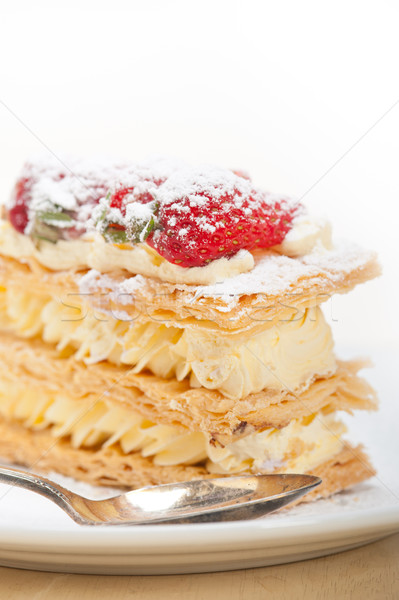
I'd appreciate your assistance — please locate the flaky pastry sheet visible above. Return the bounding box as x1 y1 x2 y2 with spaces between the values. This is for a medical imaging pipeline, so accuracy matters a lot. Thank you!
0 333 377 445
0 243 380 333
0 413 374 501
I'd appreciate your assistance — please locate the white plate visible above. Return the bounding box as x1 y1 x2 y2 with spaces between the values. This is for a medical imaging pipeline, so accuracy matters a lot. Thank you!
0 482 397 575
0 349 397 575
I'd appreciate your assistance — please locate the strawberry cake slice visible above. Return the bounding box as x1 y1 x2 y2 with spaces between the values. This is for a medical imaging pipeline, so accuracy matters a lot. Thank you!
0 154 379 502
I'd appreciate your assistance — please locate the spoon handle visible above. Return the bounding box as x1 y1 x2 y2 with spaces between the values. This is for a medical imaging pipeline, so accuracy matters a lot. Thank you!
0 465 88 524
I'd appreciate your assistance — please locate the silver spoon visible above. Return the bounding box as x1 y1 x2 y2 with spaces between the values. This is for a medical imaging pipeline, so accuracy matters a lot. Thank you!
0 466 321 525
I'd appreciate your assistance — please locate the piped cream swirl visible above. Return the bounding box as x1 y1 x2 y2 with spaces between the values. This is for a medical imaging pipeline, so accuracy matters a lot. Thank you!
0 379 346 475
0 285 336 400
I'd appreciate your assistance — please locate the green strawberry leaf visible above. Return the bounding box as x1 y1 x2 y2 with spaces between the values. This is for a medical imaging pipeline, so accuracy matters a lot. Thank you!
136 213 157 242
103 225 129 244
37 210 74 225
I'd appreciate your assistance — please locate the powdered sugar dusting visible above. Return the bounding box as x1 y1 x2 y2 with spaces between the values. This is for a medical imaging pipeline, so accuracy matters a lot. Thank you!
78 269 114 295
151 166 299 253
10 153 186 237
184 239 376 307
79 269 146 306
10 154 301 266
156 165 256 208
13 155 130 235
75 239 377 316
115 274 147 304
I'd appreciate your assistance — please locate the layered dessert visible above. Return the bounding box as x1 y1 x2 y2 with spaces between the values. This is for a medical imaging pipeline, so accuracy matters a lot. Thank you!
0 155 379 501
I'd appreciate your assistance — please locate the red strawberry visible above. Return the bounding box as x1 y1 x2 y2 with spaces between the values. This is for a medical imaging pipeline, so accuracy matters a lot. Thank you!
8 177 32 233
108 182 159 215
93 165 302 266
98 176 164 244
146 178 301 267
109 187 134 215
147 191 299 267
8 160 114 240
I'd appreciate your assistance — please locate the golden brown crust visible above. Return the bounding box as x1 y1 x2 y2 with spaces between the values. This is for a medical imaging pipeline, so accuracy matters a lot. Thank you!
0 250 381 333
0 414 374 501
0 332 377 444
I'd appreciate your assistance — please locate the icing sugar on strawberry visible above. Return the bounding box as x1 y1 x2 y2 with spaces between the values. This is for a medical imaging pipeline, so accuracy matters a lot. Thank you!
5 154 320 271
147 168 302 267
97 164 303 267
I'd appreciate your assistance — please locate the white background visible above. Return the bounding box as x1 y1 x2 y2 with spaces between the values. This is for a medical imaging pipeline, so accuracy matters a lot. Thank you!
0 0 398 349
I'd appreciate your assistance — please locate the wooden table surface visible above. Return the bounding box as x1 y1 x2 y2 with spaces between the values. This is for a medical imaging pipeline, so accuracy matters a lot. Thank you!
0 532 398 600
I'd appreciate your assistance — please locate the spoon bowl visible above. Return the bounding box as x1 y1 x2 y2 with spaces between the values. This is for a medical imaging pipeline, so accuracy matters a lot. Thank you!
0 466 321 525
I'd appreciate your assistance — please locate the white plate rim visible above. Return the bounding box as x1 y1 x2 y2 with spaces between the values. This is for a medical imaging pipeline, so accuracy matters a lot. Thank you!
1 503 398 555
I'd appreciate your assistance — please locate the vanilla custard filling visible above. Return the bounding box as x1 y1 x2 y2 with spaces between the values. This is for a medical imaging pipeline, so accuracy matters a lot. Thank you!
0 285 336 400
0 379 346 474
0 222 253 285
0 217 331 286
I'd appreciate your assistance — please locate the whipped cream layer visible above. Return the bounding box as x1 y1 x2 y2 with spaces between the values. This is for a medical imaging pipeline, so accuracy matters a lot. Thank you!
0 379 346 475
0 215 330 285
0 285 336 400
